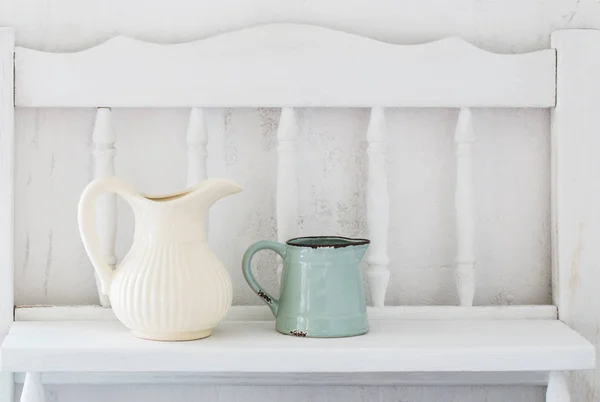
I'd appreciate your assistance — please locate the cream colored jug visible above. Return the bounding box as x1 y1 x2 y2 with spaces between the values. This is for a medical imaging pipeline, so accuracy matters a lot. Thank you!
78 176 242 341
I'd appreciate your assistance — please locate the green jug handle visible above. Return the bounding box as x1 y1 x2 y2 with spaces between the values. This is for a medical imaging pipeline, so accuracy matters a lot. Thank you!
242 240 286 317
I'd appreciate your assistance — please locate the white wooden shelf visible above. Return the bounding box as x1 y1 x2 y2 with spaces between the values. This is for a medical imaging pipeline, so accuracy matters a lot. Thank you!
2 24 600 402
1 318 594 374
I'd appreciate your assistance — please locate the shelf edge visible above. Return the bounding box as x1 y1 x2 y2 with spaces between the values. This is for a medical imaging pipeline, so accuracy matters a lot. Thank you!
14 304 558 322
13 371 551 386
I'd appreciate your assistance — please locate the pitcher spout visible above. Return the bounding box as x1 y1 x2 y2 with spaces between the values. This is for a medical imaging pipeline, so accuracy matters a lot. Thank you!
192 178 243 211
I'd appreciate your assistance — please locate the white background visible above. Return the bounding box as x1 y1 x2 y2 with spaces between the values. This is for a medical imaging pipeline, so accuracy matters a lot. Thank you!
2 0 599 400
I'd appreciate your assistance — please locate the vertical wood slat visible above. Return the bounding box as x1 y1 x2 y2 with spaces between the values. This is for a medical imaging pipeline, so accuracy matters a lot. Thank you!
546 372 571 402
454 108 476 306
0 27 14 402
550 30 600 400
186 108 209 187
21 373 45 402
92 108 116 307
366 107 390 307
276 108 299 283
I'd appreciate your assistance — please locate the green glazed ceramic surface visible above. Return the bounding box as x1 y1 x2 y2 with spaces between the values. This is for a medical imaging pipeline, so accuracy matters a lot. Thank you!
242 236 370 338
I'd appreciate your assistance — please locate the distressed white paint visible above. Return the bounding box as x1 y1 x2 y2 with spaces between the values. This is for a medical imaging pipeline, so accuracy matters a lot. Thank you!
454 108 476 306
186 108 208 187
4 28 572 402
366 107 390 307
14 25 555 108
13 304 559 322
20 373 44 402
0 0 592 54
551 29 600 402
0 27 15 402
91 108 116 307
12 44 553 311
276 108 298 282
1 320 594 373
6 1 596 401
546 372 570 402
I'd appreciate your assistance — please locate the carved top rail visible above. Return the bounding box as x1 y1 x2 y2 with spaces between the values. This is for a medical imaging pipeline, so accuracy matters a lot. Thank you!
14 23 556 108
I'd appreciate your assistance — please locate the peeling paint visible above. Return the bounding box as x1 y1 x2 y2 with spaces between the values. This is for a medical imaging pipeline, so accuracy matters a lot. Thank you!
6 3 570 399
569 221 584 295
44 230 53 298
23 234 30 272
563 0 582 24
257 107 278 151
49 152 56 177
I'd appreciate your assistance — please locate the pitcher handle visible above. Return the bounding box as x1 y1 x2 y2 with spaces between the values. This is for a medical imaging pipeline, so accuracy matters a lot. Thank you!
242 240 286 317
78 176 139 296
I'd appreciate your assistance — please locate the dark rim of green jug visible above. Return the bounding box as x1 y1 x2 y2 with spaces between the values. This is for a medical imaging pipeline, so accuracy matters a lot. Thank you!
286 236 370 249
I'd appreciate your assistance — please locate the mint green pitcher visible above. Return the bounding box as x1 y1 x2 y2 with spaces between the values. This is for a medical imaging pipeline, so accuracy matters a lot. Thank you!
242 236 370 338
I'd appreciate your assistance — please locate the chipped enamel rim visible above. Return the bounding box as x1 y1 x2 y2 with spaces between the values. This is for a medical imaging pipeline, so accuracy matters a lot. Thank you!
286 236 370 249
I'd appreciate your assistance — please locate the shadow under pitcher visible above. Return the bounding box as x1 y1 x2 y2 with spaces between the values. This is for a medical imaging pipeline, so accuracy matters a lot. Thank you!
242 236 370 338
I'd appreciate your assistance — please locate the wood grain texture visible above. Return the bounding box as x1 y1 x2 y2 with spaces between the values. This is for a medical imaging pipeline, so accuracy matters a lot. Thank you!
14 23 556 108
1 319 593 373
551 28 600 402
0 27 15 402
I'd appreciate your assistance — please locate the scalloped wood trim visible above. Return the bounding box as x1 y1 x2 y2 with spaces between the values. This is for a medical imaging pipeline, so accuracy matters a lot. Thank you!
15 23 555 108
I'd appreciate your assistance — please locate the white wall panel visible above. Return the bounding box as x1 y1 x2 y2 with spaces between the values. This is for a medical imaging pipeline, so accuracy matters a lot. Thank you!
14 108 551 307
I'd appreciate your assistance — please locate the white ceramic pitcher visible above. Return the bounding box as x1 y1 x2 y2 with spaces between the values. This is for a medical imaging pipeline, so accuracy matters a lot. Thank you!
78 176 242 341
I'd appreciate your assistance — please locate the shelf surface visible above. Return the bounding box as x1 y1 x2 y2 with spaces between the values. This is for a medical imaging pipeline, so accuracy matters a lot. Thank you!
0 319 594 373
